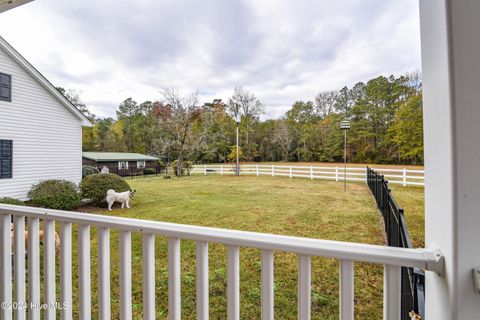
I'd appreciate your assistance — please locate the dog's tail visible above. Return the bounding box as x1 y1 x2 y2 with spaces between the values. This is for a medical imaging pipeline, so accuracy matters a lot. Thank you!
55 232 61 254
106 189 116 196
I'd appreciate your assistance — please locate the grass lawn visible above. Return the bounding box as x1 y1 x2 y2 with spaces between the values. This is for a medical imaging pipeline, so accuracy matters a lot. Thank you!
389 185 425 248
58 175 427 319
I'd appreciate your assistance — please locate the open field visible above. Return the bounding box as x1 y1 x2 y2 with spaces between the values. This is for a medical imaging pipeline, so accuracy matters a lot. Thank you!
65 175 389 319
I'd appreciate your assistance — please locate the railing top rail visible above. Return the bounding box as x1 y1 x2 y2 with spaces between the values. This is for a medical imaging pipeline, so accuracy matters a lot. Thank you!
371 168 404 173
194 164 423 170
405 169 425 173
398 210 414 249
389 192 402 212
0 204 443 274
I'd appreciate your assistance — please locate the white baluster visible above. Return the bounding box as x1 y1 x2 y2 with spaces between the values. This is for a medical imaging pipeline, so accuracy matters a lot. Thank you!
383 265 401 320
120 231 132 320
261 250 274 320
298 255 311 320
227 245 240 320
60 222 72 320
98 228 110 320
196 241 209 320
79 225 91 320
142 234 155 320
43 220 56 320
0 214 12 320
340 260 354 320
169 238 181 320
29 217 40 320
14 216 26 320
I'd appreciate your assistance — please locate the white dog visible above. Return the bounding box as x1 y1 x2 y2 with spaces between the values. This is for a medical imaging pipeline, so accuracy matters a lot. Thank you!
106 189 136 211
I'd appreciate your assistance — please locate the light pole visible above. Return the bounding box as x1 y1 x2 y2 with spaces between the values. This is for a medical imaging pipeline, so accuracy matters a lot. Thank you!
235 114 240 176
340 120 350 192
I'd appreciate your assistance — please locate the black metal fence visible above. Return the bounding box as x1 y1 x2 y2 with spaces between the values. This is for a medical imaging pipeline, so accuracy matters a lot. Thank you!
107 165 164 179
366 167 425 320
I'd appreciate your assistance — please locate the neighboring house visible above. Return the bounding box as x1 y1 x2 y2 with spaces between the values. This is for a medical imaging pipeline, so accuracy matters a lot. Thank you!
82 152 160 174
0 35 92 200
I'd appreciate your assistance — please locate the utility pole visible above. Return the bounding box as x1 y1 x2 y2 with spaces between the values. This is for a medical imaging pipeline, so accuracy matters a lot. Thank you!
236 120 239 176
340 120 350 192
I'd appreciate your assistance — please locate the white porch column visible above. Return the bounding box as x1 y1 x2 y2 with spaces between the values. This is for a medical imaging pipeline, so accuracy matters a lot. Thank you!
420 1 480 318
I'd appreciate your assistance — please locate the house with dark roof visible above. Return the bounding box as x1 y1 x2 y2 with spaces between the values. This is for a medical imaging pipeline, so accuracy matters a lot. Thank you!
82 152 161 175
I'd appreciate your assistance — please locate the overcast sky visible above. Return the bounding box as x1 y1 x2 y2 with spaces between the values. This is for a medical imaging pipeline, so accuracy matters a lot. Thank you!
0 0 421 119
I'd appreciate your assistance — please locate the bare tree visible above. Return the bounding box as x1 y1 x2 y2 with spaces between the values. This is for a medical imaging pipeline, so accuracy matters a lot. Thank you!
227 96 241 122
157 88 199 176
405 70 422 92
314 90 338 118
228 87 264 146
273 120 292 161
57 87 95 120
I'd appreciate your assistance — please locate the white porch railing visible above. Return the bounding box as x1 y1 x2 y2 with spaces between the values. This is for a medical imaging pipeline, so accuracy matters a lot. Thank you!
0 204 442 320
191 164 425 187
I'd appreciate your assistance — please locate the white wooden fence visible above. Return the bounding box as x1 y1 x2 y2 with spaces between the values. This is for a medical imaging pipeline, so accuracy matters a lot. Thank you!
0 204 442 320
191 164 425 187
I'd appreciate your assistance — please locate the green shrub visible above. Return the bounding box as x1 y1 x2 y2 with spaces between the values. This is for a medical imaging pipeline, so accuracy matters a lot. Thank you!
0 197 25 206
143 168 156 175
28 180 81 210
80 173 130 206
82 165 99 178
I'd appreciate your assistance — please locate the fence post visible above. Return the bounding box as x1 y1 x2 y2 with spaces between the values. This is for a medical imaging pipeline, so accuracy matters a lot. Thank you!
310 166 313 180
221 164 223 176
366 167 369 187
204 165 207 176
272 164 275 177
289 166 292 178
256 164 259 176
365 167 368 183
402 168 407 187
335 166 339 182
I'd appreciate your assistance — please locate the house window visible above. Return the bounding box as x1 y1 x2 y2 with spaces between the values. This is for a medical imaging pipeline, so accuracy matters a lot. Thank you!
137 161 146 169
0 73 12 102
0 140 13 179
118 161 128 170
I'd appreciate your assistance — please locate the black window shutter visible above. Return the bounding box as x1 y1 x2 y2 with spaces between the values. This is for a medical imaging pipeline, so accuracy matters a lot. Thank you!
0 140 13 179
0 73 12 102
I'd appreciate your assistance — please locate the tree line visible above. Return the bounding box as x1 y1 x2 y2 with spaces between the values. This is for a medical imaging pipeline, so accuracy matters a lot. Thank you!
60 71 424 168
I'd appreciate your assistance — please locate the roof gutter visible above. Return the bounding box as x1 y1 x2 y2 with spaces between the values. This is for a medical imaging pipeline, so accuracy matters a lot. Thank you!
0 0 34 13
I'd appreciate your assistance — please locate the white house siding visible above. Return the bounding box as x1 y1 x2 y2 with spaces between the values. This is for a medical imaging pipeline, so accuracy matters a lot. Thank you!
0 46 83 200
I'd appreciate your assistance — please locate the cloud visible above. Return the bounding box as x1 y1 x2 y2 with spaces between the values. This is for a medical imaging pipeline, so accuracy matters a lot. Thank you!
0 0 421 119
